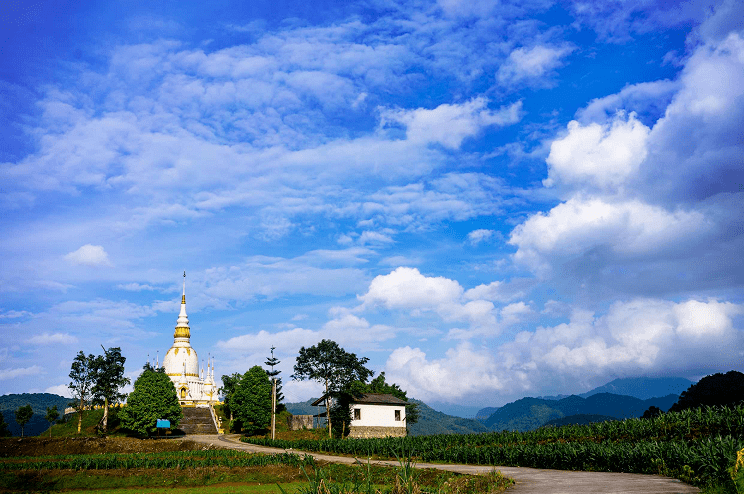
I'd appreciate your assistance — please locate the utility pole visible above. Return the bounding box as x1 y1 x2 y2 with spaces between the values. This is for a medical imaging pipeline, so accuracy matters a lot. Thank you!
271 377 277 440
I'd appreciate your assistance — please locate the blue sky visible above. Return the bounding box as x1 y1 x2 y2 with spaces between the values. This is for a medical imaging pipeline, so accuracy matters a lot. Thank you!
1 0 743 413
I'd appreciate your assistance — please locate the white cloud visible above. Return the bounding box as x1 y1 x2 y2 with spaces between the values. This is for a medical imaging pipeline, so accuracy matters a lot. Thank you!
576 80 679 124
44 384 73 397
466 229 495 246
544 113 650 190
117 283 158 291
497 45 573 86
27 332 78 345
216 328 318 354
385 343 504 401
509 197 709 276
0 365 44 380
0 310 32 319
380 98 522 150
64 244 113 267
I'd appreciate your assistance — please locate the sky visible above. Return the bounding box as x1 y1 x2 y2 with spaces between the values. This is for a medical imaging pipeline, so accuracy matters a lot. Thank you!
1 0 743 415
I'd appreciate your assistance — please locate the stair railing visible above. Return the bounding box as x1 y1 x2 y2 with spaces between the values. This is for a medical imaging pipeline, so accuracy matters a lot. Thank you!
209 402 221 434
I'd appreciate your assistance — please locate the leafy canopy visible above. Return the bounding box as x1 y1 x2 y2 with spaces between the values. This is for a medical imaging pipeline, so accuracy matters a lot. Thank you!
92 347 130 407
0 412 10 437
670 370 744 412
119 364 183 436
293 339 373 438
292 339 373 393
232 365 272 435
219 372 242 421
15 404 33 437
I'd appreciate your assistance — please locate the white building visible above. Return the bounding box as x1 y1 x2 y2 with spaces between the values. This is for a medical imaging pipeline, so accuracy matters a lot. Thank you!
161 275 217 407
313 393 408 438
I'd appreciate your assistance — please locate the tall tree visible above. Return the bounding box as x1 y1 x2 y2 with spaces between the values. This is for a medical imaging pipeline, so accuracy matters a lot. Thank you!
119 363 182 436
15 404 33 437
264 346 284 412
0 412 10 437
231 365 272 435
69 351 96 434
219 372 242 421
92 346 130 433
292 339 373 438
45 405 60 437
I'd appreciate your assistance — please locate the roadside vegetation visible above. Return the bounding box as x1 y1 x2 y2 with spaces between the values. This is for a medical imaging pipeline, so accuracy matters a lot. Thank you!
245 404 744 492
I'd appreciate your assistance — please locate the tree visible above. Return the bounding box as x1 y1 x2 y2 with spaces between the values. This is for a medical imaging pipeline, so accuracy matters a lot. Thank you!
292 339 373 438
231 365 272 435
219 372 242 421
91 346 130 433
642 406 662 419
15 404 33 437
670 371 744 412
0 413 10 437
118 363 182 436
69 351 96 434
45 405 60 437
265 346 285 412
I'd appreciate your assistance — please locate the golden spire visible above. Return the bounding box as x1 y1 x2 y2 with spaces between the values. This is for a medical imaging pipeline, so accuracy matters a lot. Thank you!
174 271 190 339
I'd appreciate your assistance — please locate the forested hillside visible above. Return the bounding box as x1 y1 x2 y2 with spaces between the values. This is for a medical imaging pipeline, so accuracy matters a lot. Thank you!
483 393 679 432
0 393 71 437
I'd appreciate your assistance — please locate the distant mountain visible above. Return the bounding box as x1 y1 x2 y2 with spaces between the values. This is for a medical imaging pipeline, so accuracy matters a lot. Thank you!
581 377 694 400
543 414 617 427
407 400 488 436
284 398 487 436
0 393 72 437
475 407 499 420
483 393 679 432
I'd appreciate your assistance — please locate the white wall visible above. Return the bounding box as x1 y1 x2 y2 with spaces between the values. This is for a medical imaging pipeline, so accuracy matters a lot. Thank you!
351 404 406 428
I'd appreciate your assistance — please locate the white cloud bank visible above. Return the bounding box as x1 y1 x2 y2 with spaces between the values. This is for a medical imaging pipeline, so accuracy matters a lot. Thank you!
385 297 743 402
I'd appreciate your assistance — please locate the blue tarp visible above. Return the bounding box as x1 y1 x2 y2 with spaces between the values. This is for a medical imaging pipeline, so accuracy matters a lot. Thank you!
156 419 170 428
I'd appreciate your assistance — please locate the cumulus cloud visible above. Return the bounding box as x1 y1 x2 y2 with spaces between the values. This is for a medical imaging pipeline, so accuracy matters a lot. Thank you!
386 297 743 402
544 113 650 191
64 244 113 267
385 343 504 402
509 197 709 276
380 98 522 149
358 267 529 333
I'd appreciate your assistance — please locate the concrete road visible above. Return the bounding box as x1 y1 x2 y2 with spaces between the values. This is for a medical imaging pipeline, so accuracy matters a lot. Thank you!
187 434 699 494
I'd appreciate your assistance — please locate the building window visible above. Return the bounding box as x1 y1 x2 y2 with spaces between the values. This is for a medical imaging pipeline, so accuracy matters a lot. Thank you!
354 409 361 420
395 410 401 421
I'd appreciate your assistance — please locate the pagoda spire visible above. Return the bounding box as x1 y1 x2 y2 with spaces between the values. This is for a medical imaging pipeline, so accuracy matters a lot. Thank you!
174 271 190 339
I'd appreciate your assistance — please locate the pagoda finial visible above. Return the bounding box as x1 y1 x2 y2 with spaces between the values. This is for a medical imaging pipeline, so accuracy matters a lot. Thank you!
182 271 186 304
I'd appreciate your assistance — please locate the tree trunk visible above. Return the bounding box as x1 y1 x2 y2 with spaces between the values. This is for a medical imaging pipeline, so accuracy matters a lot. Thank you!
325 381 332 438
102 397 108 433
77 396 84 434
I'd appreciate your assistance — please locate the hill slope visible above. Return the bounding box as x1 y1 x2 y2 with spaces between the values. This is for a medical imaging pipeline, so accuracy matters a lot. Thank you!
484 393 679 432
0 393 71 437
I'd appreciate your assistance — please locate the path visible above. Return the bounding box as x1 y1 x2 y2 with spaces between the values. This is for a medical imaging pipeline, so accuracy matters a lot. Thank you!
187 435 699 494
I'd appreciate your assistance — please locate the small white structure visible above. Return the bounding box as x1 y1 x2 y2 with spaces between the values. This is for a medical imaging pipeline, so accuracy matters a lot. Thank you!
313 393 407 438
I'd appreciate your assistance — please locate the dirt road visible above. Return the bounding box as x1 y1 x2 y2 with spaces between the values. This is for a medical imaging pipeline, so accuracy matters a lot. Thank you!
187 434 699 494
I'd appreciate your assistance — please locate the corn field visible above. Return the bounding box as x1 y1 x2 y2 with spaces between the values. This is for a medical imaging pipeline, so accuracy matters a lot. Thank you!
0 450 315 471
243 405 744 486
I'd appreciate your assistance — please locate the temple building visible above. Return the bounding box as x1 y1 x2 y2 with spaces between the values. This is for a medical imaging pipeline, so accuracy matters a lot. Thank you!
161 274 217 406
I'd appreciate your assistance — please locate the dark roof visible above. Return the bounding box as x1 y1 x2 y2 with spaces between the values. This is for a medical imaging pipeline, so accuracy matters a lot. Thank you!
310 393 407 406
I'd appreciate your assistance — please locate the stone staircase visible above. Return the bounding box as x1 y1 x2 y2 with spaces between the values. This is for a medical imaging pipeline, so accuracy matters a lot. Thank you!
179 407 218 435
